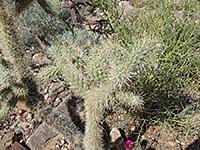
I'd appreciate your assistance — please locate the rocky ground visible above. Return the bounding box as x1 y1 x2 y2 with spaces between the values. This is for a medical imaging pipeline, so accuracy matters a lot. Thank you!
0 51 200 150
0 66 199 150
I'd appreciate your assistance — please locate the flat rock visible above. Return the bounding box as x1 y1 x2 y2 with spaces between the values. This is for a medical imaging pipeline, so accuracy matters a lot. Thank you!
11 142 27 150
26 122 62 150
16 97 31 111
0 132 15 150
110 127 125 150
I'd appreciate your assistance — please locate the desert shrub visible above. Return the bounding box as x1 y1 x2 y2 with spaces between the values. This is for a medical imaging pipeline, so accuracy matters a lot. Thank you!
92 0 200 95
15 0 71 47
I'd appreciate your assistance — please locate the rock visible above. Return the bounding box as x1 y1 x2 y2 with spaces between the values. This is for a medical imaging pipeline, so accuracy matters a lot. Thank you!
26 122 62 150
79 111 85 121
43 88 48 95
54 97 62 107
0 132 15 150
11 142 27 150
55 94 72 117
61 139 65 145
110 127 125 150
167 141 177 147
32 52 52 65
17 122 30 130
16 97 31 111
44 93 84 149
26 113 33 121
44 94 49 101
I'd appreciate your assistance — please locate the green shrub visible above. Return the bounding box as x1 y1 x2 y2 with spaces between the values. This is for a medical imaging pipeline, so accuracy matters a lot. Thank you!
15 0 71 47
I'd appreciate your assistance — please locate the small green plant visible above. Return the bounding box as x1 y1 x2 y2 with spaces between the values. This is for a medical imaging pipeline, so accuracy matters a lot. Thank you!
15 0 71 47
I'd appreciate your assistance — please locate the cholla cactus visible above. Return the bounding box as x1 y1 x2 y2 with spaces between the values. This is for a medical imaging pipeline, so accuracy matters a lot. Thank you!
0 55 27 120
0 0 40 111
43 29 163 149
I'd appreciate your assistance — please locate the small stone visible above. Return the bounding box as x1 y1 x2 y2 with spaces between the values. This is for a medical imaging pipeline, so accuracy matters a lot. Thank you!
56 144 60 148
0 132 15 149
32 52 43 59
130 125 135 132
16 98 31 111
43 89 48 94
44 94 49 100
110 127 122 143
61 139 65 145
26 123 62 150
32 52 52 65
54 98 62 107
26 113 33 120
167 141 177 147
79 111 85 121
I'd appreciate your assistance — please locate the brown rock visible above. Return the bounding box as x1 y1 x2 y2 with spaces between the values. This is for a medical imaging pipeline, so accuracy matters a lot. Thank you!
32 52 52 65
110 127 125 150
26 122 62 150
16 97 31 111
11 142 27 150
55 94 72 117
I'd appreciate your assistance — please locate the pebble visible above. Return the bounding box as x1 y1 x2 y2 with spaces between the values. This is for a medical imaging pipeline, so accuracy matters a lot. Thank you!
130 125 135 131
26 112 32 120
54 98 62 107
168 141 177 147
61 139 65 145
44 89 48 94
56 144 60 148
44 94 49 100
